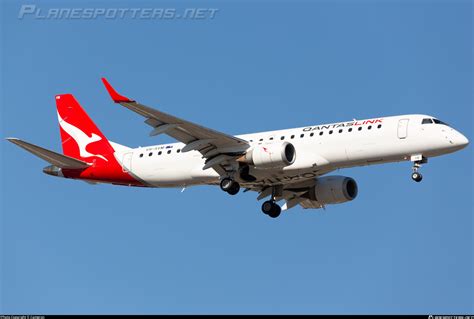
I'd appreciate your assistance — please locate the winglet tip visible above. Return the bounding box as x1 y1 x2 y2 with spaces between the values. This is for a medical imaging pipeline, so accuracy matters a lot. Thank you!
101 77 133 103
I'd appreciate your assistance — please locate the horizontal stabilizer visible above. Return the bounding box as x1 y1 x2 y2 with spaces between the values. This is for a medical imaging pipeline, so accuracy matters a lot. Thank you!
6 138 91 169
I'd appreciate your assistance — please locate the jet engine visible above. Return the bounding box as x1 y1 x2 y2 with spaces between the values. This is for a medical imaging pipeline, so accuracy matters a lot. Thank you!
242 142 296 169
309 176 358 205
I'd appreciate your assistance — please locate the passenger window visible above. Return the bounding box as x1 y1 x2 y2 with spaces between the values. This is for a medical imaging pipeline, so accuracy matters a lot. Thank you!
422 118 433 124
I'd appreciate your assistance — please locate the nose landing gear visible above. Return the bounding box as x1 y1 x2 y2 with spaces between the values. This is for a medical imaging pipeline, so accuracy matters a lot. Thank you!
411 171 423 182
410 155 427 182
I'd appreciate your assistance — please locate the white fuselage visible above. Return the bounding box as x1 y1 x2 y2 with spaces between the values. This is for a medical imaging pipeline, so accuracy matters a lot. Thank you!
116 114 469 187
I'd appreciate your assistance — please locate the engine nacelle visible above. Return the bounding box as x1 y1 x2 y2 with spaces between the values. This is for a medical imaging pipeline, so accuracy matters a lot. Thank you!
310 176 358 205
243 142 296 169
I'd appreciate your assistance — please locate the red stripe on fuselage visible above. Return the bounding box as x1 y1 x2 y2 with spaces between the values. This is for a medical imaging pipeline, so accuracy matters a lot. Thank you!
62 160 144 186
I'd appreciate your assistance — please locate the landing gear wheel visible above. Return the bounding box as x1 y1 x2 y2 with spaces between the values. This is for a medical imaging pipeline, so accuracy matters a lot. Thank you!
220 178 233 191
227 182 240 195
220 178 240 195
262 201 274 214
268 204 281 218
261 200 281 218
411 171 423 182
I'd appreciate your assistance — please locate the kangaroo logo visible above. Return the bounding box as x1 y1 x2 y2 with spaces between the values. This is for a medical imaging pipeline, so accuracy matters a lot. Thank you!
57 111 108 162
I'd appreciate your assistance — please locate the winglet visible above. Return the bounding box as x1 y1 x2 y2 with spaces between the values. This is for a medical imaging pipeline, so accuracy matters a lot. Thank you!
101 78 134 103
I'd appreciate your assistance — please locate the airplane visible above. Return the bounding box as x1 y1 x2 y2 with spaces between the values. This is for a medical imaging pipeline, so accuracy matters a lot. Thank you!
6 78 469 218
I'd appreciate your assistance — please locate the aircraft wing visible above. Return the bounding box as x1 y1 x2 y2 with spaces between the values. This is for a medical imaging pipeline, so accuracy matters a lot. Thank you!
102 78 249 173
6 138 91 169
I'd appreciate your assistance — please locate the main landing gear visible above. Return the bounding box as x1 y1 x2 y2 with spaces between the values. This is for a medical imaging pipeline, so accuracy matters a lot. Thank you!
220 177 240 195
261 200 281 218
220 177 282 219
261 186 282 218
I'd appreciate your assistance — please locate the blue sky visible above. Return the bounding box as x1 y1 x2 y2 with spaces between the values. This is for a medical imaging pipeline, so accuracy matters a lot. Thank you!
1 0 472 314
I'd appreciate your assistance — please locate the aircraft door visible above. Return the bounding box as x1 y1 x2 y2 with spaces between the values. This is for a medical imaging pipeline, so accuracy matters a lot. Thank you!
122 152 133 172
397 119 409 139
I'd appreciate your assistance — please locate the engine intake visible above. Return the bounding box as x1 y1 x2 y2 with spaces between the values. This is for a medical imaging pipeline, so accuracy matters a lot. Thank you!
243 142 296 169
310 176 358 205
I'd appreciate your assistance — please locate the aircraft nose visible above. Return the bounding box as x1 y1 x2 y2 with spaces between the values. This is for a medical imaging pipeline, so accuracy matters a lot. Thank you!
453 131 469 149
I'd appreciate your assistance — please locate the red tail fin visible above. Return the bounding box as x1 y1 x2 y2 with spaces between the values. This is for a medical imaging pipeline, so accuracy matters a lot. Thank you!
56 94 115 164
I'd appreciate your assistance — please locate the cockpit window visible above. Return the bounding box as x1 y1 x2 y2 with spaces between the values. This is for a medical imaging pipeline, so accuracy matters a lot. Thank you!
422 118 433 124
433 119 449 126
422 118 450 126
